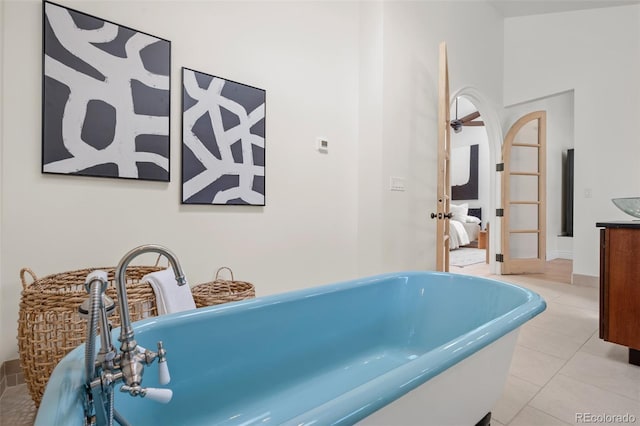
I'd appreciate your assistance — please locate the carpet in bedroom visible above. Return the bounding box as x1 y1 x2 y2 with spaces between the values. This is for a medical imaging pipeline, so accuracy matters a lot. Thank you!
450 247 486 267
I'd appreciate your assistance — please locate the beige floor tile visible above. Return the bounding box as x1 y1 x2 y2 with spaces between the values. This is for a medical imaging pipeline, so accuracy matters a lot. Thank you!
580 332 629 364
559 351 640 402
492 374 541 424
509 345 567 387
491 418 505 426
509 406 572 426
0 384 35 426
498 276 564 302
518 324 587 360
552 285 599 312
530 373 640 425
526 301 598 342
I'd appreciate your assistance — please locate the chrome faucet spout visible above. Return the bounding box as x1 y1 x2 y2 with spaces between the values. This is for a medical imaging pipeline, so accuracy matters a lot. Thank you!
115 244 187 348
81 245 181 424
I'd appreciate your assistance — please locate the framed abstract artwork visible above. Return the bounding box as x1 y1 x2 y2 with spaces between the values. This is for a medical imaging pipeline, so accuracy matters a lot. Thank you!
42 1 171 181
452 144 479 200
181 68 266 205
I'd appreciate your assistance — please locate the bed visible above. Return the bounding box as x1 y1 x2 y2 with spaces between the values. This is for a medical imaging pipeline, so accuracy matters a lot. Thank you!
449 204 481 250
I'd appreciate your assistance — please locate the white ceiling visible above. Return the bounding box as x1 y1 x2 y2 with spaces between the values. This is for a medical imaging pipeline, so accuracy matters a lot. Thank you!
487 0 640 17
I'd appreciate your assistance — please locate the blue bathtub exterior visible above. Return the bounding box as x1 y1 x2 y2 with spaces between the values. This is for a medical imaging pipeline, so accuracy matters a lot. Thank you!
36 271 545 425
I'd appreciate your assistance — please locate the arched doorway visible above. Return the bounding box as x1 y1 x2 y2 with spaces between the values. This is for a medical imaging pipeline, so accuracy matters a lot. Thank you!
449 87 503 274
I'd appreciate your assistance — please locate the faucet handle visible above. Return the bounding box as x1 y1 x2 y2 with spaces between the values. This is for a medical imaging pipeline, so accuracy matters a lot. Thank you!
121 385 173 403
156 341 170 385
141 387 173 404
158 361 170 386
135 342 170 384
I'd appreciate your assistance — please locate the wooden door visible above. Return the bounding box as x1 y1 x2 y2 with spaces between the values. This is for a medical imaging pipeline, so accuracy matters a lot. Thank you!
434 42 451 272
501 111 546 274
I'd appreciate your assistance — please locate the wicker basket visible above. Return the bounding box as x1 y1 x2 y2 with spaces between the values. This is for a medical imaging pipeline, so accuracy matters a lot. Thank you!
191 267 255 308
17 265 164 407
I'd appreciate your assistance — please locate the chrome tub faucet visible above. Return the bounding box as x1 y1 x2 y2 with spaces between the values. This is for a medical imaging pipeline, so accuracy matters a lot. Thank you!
81 244 187 425
114 244 186 391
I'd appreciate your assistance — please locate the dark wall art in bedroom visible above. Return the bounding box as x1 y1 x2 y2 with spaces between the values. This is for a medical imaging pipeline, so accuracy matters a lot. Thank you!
42 1 171 181
452 144 479 200
181 68 266 206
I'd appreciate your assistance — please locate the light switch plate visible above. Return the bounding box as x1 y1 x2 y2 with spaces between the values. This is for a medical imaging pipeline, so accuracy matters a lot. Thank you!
316 137 329 153
390 176 406 191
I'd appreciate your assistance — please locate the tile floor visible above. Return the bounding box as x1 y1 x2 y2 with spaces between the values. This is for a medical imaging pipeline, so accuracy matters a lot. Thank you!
456 260 640 426
0 384 35 426
1 260 638 425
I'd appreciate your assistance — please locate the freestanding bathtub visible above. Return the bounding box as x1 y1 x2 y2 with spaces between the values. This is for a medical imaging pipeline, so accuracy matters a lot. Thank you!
36 271 545 425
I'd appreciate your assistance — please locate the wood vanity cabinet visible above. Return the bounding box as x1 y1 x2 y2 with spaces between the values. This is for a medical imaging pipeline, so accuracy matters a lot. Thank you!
597 222 640 365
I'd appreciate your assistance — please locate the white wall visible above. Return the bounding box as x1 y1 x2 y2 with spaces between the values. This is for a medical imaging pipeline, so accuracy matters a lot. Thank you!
1 0 360 363
1 0 506 365
0 0 5 361
504 5 640 278
357 1 385 276
503 91 575 260
365 1 504 273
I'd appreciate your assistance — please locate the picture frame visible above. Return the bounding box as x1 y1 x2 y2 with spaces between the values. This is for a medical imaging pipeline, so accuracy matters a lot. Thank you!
181 68 266 205
42 1 171 181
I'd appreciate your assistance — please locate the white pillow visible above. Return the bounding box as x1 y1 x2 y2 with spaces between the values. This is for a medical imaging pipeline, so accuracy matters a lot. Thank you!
465 215 481 224
450 203 468 222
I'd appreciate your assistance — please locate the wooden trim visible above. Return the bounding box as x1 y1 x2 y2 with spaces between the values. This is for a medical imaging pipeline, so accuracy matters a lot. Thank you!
501 111 546 274
485 222 490 264
539 111 547 263
436 41 450 272
509 171 541 176
502 258 545 274
599 228 608 339
512 143 541 147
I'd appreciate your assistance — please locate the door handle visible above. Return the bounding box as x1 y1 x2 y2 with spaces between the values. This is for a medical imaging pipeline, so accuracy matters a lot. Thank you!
430 212 452 220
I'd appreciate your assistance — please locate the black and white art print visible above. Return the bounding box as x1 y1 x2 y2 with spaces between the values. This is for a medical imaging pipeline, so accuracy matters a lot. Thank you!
182 68 265 205
452 144 479 200
42 1 171 181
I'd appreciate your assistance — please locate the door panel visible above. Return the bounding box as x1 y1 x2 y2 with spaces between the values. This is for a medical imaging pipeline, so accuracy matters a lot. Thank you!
435 42 451 272
501 111 546 274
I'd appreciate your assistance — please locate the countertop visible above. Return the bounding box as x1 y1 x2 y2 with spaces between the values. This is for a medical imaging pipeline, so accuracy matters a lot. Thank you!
596 221 640 228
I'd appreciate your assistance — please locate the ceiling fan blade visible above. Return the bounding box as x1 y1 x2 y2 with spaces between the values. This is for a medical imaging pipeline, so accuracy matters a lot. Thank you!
462 120 485 127
459 111 480 123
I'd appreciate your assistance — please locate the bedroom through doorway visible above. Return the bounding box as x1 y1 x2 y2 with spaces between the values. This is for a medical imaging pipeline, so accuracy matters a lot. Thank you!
448 96 490 274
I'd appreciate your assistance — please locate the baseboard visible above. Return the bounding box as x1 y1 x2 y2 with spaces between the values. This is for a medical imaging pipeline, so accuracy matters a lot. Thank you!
572 273 599 288
548 250 573 260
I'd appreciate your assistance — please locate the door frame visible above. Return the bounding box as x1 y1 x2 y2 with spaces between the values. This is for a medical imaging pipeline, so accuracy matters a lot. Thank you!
501 110 547 274
436 42 451 272
449 86 503 274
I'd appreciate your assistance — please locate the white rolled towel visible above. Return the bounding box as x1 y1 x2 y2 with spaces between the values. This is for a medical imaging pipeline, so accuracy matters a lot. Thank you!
143 267 196 315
